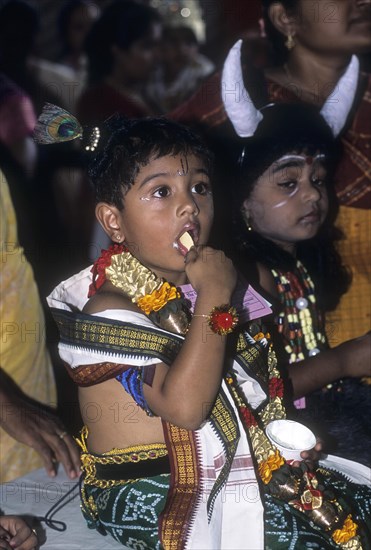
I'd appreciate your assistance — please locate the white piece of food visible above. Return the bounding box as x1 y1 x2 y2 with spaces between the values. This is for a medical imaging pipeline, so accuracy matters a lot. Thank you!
179 231 194 251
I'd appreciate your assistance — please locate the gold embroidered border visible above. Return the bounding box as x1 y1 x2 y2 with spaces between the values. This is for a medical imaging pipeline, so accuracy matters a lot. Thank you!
160 423 200 550
207 393 239 517
52 308 182 364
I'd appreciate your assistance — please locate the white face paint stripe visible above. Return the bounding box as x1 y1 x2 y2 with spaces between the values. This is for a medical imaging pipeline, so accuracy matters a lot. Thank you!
273 153 326 164
272 186 299 209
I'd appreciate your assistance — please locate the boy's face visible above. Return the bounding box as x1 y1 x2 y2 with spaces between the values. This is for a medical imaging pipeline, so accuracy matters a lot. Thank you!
115 153 213 285
243 152 329 253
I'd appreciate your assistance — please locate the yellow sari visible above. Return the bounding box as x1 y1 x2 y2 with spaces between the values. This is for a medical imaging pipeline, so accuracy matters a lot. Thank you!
326 205 371 346
0 171 57 482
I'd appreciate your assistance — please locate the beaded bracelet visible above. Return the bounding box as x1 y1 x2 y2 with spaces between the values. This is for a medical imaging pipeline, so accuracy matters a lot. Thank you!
194 305 239 335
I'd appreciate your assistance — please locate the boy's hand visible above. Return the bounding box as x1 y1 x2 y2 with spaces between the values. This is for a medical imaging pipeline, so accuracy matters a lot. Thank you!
185 246 237 297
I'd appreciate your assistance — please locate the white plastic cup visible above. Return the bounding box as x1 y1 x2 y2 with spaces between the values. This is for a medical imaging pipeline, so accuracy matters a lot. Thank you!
265 419 316 462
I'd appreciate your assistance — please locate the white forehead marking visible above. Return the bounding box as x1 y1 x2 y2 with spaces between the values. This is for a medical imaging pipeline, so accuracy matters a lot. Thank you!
275 154 307 163
274 153 326 164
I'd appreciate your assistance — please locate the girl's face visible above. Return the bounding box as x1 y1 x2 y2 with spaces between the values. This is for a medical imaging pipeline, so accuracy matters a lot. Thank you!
243 152 329 253
290 0 371 55
115 153 213 286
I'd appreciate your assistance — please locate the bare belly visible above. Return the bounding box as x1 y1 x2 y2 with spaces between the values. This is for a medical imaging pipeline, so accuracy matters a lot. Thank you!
79 378 165 454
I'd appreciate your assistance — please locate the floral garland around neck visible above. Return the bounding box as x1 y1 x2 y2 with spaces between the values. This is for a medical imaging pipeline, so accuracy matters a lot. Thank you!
88 246 362 548
88 244 191 335
228 332 362 550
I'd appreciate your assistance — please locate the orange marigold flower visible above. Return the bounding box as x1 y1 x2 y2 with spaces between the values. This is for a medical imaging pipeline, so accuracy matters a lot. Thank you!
332 515 358 545
258 450 285 484
137 282 180 314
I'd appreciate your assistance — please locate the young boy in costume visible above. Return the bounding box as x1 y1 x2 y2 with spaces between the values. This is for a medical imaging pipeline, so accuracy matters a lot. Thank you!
36 106 370 549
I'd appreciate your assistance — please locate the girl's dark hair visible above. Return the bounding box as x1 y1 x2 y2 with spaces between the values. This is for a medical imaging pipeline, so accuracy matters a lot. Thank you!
85 0 161 84
86 115 214 209
261 0 299 65
232 102 351 311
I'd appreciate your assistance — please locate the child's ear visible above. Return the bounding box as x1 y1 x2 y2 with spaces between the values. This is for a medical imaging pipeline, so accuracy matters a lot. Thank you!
95 203 125 244
268 2 296 38
241 198 250 217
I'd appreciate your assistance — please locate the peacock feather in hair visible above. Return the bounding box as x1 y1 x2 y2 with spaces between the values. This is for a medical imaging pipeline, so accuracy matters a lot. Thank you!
33 103 83 144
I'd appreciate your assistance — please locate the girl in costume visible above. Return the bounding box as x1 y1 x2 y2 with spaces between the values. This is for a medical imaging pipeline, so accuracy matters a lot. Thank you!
35 105 370 549
221 42 371 468
172 0 371 346
261 0 371 346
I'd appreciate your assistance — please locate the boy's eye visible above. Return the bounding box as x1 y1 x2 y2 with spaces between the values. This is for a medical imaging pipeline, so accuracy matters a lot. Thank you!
153 186 171 198
192 182 211 195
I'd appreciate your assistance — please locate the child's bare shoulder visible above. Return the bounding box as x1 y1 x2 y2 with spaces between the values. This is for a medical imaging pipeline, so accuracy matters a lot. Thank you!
83 290 138 314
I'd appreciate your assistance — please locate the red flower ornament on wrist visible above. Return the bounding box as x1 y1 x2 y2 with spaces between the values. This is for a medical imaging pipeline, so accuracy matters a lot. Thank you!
207 305 239 335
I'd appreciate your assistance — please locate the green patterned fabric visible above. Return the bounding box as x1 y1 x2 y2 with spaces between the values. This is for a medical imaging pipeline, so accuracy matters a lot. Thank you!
81 474 170 549
81 467 371 549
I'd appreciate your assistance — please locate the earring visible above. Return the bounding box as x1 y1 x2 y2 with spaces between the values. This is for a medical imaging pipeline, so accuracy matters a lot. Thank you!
285 33 295 51
242 210 253 232
245 219 253 232
115 234 122 243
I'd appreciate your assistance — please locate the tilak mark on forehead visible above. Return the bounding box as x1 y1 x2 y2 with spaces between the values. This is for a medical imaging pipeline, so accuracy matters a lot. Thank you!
176 157 189 177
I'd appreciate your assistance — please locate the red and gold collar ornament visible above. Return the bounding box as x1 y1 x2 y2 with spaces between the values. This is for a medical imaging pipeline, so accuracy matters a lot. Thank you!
89 245 190 335
89 243 127 297
89 246 241 336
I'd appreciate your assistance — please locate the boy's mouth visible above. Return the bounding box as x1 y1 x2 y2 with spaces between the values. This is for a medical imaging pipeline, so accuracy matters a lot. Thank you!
174 226 198 256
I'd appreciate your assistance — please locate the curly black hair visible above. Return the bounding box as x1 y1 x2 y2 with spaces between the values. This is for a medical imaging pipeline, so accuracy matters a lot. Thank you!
85 115 214 210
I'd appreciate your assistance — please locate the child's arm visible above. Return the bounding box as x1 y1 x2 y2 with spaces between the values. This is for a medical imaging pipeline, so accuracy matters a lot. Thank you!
288 333 371 399
143 246 237 430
